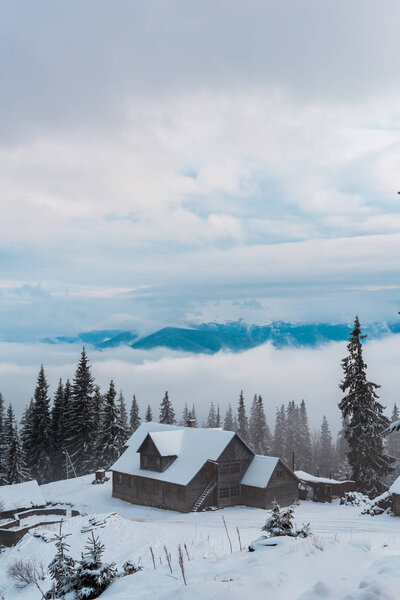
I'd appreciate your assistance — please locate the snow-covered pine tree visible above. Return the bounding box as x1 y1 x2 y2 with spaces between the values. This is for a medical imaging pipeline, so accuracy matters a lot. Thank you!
386 404 400 464
216 405 221 428
179 403 189 426
319 416 333 477
284 400 299 469
0 393 6 484
30 365 53 484
48 525 76 599
237 391 250 443
159 391 176 424
223 404 234 431
96 380 127 469
262 501 295 538
20 399 34 479
62 379 73 449
73 532 117 600
4 404 28 484
249 395 271 455
51 379 66 481
67 348 96 476
272 404 286 459
339 316 394 497
296 400 312 472
130 394 141 432
92 385 103 441
145 404 153 422
117 391 130 447
206 402 217 428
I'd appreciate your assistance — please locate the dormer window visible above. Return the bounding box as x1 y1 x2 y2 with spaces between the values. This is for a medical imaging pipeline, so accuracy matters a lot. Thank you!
142 455 162 471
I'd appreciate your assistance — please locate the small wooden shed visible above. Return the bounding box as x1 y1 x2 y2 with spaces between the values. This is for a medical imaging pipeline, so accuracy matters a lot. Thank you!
295 470 355 503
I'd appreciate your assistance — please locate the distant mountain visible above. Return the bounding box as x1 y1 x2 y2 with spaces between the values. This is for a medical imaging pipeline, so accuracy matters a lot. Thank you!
41 320 400 354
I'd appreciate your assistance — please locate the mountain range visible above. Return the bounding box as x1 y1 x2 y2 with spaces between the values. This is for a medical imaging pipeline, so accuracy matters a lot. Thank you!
42 320 400 354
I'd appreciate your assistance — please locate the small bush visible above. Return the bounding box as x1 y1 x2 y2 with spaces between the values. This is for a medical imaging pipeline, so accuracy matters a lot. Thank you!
7 559 46 588
340 491 369 507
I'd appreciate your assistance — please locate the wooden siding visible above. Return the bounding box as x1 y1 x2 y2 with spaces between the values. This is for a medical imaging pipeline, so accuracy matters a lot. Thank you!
392 493 400 516
112 472 190 512
215 435 254 507
242 460 299 509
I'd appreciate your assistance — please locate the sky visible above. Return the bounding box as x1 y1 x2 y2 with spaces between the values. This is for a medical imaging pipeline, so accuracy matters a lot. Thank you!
1 1 400 423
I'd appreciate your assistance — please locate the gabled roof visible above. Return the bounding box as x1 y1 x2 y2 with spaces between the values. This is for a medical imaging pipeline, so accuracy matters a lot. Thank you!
241 455 279 488
390 475 400 495
111 422 236 486
138 430 184 457
0 480 45 512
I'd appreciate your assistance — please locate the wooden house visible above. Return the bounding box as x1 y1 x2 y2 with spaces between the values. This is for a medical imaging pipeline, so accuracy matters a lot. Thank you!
111 422 299 512
295 470 355 503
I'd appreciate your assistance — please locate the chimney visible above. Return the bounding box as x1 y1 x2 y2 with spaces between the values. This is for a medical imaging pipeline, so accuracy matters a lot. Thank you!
186 411 196 427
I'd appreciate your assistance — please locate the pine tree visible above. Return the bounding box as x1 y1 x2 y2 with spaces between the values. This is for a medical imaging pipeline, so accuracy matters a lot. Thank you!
62 380 73 449
223 404 235 431
249 394 271 455
262 501 296 538
296 400 312 471
67 348 96 476
386 404 400 462
92 385 103 441
51 379 66 481
20 399 34 480
117 390 130 446
319 416 333 477
48 525 76 599
73 532 117 600
130 394 141 432
30 365 52 484
5 404 28 484
339 316 394 497
206 402 217 428
179 403 189 426
0 393 6 484
159 391 176 424
272 405 286 459
237 391 250 443
284 401 299 469
216 405 221 428
96 381 127 469
145 404 153 422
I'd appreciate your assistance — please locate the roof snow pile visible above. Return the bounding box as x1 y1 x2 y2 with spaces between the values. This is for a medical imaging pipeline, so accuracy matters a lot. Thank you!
241 455 279 488
389 475 400 495
112 422 236 486
295 471 352 485
0 480 45 512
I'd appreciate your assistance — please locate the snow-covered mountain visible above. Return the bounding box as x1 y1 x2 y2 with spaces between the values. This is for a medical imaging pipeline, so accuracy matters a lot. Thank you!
41 320 400 354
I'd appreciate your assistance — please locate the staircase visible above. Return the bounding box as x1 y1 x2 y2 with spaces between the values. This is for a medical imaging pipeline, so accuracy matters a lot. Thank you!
191 479 217 512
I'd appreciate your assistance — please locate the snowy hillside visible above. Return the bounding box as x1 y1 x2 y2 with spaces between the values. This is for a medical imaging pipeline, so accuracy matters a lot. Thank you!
1 475 400 599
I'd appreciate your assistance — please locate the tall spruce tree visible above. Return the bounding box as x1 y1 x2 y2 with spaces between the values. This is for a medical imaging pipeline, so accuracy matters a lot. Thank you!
319 416 333 477
386 404 400 463
237 391 250 443
0 393 6 484
216 405 221 428
206 402 217 428
117 390 130 447
159 391 176 424
96 380 127 469
249 394 271 455
67 348 96 476
296 400 312 471
223 404 235 431
179 403 189 426
284 401 299 469
272 404 286 460
145 404 153 422
339 316 394 497
51 379 66 481
20 399 34 480
5 405 28 484
30 365 52 484
130 394 141 432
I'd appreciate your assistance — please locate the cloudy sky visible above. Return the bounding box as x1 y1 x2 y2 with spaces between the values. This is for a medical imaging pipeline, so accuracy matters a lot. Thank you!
1 1 400 424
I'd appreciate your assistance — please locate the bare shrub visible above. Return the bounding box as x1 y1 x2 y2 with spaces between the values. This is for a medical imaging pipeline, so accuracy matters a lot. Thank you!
178 544 187 586
7 558 46 598
311 535 324 551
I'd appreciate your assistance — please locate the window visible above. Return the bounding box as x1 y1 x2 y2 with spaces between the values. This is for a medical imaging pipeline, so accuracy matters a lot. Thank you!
230 486 240 497
142 455 161 471
219 487 229 499
277 469 284 478
117 473 122 484
221 462 240 475
221 463 229 475
230 462 240 474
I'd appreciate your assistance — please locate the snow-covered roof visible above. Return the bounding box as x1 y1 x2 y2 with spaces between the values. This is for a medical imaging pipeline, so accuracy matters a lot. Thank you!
112 422 236 486
0 480 46 512
144 430 184 456
295 470 352 485
241 455 279 488
389 476 400 495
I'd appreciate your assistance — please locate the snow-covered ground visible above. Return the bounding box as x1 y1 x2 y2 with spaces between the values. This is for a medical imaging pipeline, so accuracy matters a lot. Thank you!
1 475 400 599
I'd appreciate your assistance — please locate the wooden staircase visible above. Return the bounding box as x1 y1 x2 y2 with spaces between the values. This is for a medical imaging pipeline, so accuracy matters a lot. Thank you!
190 479 217 512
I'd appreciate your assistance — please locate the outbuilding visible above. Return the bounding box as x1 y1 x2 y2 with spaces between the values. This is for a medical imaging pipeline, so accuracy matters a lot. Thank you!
295 470 355 503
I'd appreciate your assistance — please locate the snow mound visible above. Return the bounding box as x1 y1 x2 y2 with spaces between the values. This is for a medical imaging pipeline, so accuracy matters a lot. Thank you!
0 480 45 512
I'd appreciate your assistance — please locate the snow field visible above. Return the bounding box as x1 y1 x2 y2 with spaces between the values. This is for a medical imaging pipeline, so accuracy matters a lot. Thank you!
0 475 400 599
